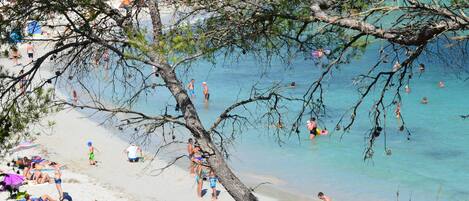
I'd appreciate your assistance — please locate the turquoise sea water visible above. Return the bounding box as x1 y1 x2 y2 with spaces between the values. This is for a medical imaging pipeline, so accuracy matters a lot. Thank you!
64 40 469 201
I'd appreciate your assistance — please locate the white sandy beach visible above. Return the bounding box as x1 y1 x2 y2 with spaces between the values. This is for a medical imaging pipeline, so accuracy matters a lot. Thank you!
0 16 281 201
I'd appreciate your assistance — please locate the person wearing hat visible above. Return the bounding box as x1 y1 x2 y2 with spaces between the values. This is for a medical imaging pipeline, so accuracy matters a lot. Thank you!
87 141 98 166
202 82 209 102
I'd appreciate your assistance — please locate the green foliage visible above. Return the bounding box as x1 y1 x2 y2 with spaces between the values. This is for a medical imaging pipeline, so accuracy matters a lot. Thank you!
0 83 57 151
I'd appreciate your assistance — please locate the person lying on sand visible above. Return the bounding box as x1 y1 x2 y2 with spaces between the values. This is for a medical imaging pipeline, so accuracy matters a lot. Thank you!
31 163 52 184
24 193 56 201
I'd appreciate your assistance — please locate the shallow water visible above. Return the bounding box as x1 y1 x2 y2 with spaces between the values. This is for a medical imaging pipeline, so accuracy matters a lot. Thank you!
63 40 469 201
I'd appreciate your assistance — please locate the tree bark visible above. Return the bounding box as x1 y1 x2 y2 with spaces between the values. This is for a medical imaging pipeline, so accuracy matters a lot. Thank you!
157 62 258 201
146 1 257 200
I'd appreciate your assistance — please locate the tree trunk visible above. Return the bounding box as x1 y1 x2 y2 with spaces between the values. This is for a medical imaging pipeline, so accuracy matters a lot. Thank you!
146 2 257 200
157 63 258 201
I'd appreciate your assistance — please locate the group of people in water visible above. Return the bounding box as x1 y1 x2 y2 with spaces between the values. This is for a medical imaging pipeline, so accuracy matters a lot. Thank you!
395 63 447 127
187 79 210 103
187 138 219 200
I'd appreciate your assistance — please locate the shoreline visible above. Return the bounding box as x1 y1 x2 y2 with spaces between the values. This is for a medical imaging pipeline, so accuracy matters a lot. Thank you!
0 38 281 200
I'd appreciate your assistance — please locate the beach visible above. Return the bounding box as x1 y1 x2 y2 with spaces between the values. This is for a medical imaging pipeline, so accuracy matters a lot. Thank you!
0 27 283 200
2 1 469 201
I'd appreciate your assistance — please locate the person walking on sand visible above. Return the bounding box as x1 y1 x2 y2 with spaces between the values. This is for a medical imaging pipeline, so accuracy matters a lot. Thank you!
87 141 98 165
318 192 332 201
50 162 63 200
187 79 195 98
125 144 142 163
195 162 207 198
26 42 34 62
202 82 209 102
187 138 195 174
209 170 219 201
307 117 317 139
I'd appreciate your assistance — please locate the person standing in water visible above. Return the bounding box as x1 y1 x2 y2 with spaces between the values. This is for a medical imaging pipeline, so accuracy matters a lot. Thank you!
187 79 195 98
307 117 317 139
26 42 34 62
202 82 209 102
318 192 332 201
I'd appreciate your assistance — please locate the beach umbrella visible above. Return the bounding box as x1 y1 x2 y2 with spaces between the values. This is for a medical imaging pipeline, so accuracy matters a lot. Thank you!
27 21 42 36
11 142 38 153
1 173 24 188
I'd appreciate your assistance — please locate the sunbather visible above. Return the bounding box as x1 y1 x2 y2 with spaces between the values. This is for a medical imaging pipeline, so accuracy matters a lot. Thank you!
24 193 56 201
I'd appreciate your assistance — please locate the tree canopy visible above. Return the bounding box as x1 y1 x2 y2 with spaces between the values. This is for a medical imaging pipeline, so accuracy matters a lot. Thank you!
0 0 468 200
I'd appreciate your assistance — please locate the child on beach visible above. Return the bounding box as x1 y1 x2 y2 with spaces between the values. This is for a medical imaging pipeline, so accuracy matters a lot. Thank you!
87 141 97 165
318 192 332 201
209 170 218 200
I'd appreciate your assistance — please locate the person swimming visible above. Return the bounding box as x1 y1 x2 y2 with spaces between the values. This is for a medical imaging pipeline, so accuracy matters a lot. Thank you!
392 61 401 72
187 79 195 98
421 97 428 104
289 82 296 88
405 84 410 93
307 118 318 139
318 192 332 201
419 63 425 73
395 103 401 119
438 81 445 88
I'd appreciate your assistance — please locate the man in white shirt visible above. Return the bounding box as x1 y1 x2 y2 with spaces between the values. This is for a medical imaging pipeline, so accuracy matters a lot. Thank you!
125 144 142 163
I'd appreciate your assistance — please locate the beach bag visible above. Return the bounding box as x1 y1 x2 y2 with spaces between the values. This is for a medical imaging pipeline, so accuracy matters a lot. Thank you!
62 192 73 201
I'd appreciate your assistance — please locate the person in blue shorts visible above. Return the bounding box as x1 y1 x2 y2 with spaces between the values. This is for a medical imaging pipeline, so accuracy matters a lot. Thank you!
209 170 218 200
187 79 195 98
